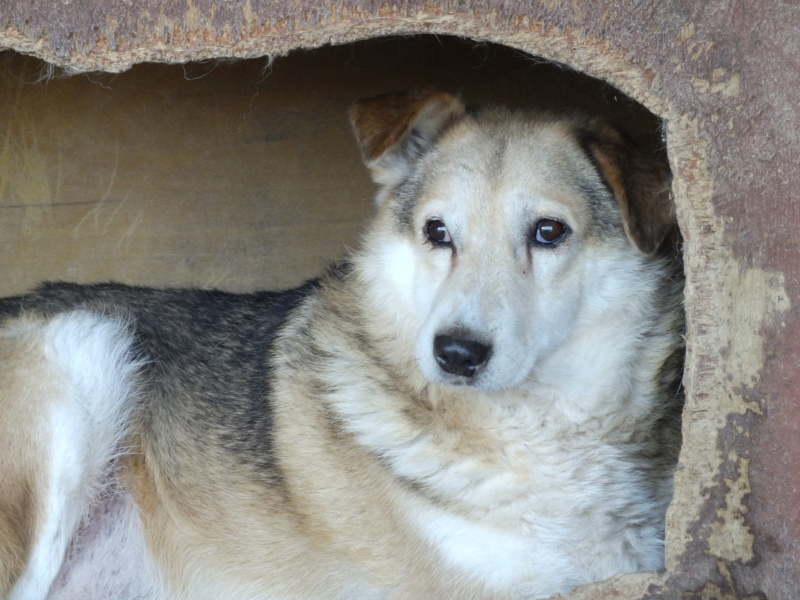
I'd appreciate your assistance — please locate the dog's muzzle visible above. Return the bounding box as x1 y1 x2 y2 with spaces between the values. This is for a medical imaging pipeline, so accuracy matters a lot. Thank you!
433 333 491 378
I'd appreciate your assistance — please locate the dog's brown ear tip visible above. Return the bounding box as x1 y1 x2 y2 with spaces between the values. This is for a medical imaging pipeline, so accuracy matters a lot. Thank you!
349 91 465 165
581 124 675 255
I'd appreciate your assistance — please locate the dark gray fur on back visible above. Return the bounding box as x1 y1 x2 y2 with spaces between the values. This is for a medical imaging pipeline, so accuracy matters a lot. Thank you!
0 280 317 481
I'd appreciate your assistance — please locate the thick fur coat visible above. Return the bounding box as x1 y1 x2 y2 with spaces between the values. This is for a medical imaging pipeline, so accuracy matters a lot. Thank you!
0 91 683 600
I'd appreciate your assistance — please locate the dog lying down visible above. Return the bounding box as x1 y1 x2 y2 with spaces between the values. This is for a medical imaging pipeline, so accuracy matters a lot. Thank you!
0 91 684 600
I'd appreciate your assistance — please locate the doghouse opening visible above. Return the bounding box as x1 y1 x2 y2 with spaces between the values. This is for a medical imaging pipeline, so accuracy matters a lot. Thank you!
0 35 667 295
0 34 683 596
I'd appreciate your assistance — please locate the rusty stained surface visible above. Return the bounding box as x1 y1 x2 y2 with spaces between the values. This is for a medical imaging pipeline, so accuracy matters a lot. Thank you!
2 1 800 598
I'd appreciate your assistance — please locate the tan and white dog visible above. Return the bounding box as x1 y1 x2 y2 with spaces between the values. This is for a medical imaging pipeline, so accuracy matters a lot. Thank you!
0 91 684 600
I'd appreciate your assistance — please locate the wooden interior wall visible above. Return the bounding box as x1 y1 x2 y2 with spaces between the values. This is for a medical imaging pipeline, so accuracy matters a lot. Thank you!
0 36 659 294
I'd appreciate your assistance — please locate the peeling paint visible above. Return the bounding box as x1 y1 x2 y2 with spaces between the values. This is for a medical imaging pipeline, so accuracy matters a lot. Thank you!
686 561 767 600
708 454 753 563
665 112 792 595
725 268 791 394
678 22 695 44
690 71 740 98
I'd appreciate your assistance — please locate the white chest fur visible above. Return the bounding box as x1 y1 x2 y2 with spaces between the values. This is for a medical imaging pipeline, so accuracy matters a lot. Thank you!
393 398 666 599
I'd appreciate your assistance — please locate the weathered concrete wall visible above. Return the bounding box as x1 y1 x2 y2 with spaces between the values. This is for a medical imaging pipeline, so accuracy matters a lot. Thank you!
2 2 799 598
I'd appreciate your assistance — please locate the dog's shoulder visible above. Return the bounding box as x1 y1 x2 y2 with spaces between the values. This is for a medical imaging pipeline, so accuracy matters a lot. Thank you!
0 279 321 459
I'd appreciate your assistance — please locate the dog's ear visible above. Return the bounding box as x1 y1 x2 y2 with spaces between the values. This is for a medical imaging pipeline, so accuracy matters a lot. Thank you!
350 91 465 190
580 122 674 254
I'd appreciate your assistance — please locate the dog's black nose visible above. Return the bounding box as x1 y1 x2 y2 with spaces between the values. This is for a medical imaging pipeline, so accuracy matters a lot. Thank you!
433 334 490 378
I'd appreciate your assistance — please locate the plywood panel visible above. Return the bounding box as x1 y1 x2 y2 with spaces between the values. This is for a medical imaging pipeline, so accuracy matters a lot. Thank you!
0 53 372 292
0 36 659 294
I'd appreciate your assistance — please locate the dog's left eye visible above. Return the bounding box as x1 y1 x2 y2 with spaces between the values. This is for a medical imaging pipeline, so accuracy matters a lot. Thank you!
533 219 569 246
424 218 452 246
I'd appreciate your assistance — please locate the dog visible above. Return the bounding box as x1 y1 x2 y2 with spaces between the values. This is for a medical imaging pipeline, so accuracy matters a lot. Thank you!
0 91 683 600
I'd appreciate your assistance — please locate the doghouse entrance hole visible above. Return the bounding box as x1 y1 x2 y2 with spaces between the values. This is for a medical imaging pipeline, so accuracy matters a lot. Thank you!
0 35 667 294
0 34 682 597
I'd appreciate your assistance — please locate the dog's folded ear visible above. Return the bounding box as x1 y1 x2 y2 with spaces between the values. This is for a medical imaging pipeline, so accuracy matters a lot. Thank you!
580 122 674 255
350 91 465 190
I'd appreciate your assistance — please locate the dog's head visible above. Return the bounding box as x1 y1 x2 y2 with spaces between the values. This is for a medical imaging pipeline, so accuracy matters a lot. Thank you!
350 91 674 393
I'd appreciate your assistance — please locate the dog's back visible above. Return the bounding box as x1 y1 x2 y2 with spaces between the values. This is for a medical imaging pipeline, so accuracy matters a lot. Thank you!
0 283 311 599
0 93 683 600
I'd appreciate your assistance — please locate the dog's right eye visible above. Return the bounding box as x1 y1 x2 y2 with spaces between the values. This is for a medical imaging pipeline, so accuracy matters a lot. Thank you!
424 218 452 246
532 219 569 246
